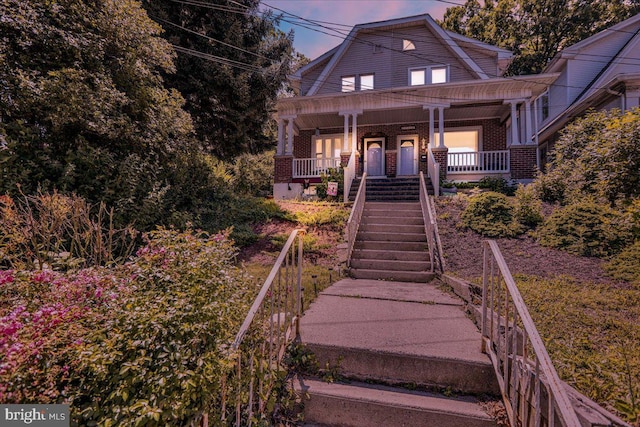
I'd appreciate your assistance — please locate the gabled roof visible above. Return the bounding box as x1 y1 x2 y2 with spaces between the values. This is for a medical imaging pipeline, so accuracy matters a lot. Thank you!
445 31 512 61
304 14 494 96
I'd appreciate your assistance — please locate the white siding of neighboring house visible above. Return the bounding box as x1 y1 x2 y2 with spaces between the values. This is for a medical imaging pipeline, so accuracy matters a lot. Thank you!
313 24 478 95
300 57 332 96
457 42 500 78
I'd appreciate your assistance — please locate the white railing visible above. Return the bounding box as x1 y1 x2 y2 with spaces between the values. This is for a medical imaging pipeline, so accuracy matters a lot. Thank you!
346 173 366 268
293 157 341 178
343 152 356 202
225 230 305 427
448 150 510 174
482 240 581 427
419 172 444 273
427 147 440 196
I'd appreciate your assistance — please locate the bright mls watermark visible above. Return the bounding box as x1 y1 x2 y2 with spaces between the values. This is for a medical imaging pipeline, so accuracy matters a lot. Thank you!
1 405 69 426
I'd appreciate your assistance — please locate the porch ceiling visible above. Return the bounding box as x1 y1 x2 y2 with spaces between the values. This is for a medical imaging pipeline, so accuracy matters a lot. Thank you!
292 102 507 130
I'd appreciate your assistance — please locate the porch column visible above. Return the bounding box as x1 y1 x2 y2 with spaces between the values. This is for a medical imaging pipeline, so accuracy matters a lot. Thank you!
425 106 435 148
509 101 520 145
286 118 294 155
437 106 445 148
342 113 350 152
351 112 359 155
524 100 533 145
277 118 285 155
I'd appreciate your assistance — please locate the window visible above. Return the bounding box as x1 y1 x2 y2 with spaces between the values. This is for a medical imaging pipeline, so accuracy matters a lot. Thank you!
315 135 345 160
410 69 426 86
403 39 416 51
409 66 448 86
360 74 374 90
434 128 481 167
539 93 549 122
341 76 355 92
431 66 448 84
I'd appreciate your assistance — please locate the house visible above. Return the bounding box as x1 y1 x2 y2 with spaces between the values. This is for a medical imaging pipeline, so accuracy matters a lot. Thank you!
273 13 638 200
535 14 640 170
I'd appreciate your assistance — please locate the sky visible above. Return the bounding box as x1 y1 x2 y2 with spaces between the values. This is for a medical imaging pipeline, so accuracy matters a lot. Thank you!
262 0 454 59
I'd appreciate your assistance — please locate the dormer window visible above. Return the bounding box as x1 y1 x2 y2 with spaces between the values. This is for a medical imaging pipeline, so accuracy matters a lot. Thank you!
410 69 426 86
341 76 355 92
403 39 416 51
431 66 448 84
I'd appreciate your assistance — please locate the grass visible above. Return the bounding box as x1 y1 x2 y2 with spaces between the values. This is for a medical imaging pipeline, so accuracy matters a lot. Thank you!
514 274 640 424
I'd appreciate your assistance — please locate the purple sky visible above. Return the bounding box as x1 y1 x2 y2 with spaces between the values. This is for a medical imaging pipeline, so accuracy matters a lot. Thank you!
262 0 453 59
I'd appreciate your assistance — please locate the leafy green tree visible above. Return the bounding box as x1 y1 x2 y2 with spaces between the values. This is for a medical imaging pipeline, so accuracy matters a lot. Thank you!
441 0 640 75
0 0 193 226
534 108 640 206
141 0 294 159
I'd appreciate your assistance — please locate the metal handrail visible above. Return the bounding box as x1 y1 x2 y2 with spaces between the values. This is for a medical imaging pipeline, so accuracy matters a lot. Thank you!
346 172 366 267
419 172 444 273
226 229 305 427
482 240 581 427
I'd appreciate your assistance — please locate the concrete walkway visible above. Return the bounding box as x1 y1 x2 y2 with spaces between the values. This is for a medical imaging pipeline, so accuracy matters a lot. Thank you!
298 278 500 427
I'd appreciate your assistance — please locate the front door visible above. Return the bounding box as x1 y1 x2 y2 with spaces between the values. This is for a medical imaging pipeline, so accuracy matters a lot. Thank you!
366 140 384 176
399 139 415 175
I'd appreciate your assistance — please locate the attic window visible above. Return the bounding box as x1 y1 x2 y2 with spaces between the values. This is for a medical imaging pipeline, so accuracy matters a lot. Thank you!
403 39 416 51
341 76 355 92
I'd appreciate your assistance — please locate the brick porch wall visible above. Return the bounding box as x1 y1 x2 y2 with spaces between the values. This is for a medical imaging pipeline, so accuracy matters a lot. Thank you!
510 146 537 180
431 147 449 181
274 155 293 183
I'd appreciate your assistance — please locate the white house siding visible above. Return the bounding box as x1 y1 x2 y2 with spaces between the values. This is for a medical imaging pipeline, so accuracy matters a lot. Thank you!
300 57 332 96
457 42 499 78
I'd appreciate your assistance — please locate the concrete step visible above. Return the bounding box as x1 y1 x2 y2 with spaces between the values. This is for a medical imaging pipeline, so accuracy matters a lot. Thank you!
367 196 420 202
299 379 498 427
353 240 428 251
351 249 428 261
359 223 425 234
361 215 425 225
365 201 421 210
363 208 423 218
350 268 435 282
350 259 431 272
357 231 427 242
300 282 500 395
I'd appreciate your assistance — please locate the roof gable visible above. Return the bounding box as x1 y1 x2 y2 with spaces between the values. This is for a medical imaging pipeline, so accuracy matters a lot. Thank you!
304 14 492 96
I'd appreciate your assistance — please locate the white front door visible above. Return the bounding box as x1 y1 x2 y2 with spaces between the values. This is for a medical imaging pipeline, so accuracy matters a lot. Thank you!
399 139 416 175
365 140 384 176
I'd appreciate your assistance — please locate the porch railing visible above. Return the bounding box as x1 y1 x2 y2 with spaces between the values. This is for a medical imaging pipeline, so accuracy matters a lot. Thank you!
343 151 356 202
419 172 444 273
293 157 341 178
225 230 305 427
346 172 366 268
426 147 440 196
448 150 510 174
482 240 581 427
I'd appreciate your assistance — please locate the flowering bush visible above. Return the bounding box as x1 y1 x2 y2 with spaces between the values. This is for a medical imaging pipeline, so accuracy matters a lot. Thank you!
0 228 255 425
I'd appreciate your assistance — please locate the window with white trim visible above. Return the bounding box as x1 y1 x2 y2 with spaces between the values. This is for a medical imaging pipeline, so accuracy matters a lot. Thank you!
403 39 416 51
341 76 355 92
409 65 449 86
314 135 344 160
434 128 481 167
360 74 374 90
538 92 549 122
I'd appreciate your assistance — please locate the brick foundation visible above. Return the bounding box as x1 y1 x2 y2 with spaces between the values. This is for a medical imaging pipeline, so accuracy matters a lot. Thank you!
274 155 293 183
431 147 449 181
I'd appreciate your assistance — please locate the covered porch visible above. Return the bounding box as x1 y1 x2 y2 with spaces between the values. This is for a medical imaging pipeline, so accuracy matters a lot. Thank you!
274 74 557 199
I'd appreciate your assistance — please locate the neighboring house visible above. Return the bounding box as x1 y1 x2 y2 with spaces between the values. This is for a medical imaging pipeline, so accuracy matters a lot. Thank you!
273 13 640 199
536 14 640 170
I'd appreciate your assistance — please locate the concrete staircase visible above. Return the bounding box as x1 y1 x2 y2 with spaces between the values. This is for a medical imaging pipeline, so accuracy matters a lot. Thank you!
297 279 502 427
349 176 433 202
350 202 435 283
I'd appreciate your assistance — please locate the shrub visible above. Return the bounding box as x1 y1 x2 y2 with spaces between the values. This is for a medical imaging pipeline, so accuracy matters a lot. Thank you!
478 176 516 196
230 150 275 197
0 229 256 425
532 169 567 204
460 192 524 237
604 241 640 285
536 201 633 257
293 206 349 230
514 184 543 228
316 168 344 201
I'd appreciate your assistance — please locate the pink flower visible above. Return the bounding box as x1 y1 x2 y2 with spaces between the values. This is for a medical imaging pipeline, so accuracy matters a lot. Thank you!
0 270 14 285
32 270 55 284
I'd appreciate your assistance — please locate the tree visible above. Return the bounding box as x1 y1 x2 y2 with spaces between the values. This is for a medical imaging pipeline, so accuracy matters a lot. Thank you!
0 0 193 226
534 108 640 205
440 0 640 75
141 0 293 159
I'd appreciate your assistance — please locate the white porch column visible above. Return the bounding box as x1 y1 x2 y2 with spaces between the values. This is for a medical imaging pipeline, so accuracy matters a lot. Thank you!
342 113 350 152
524 100 533 145
351 112 359 154
277 118 285 155
427 107 435 148
510 101 520 145
286 118 294 155
437 106 445 148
